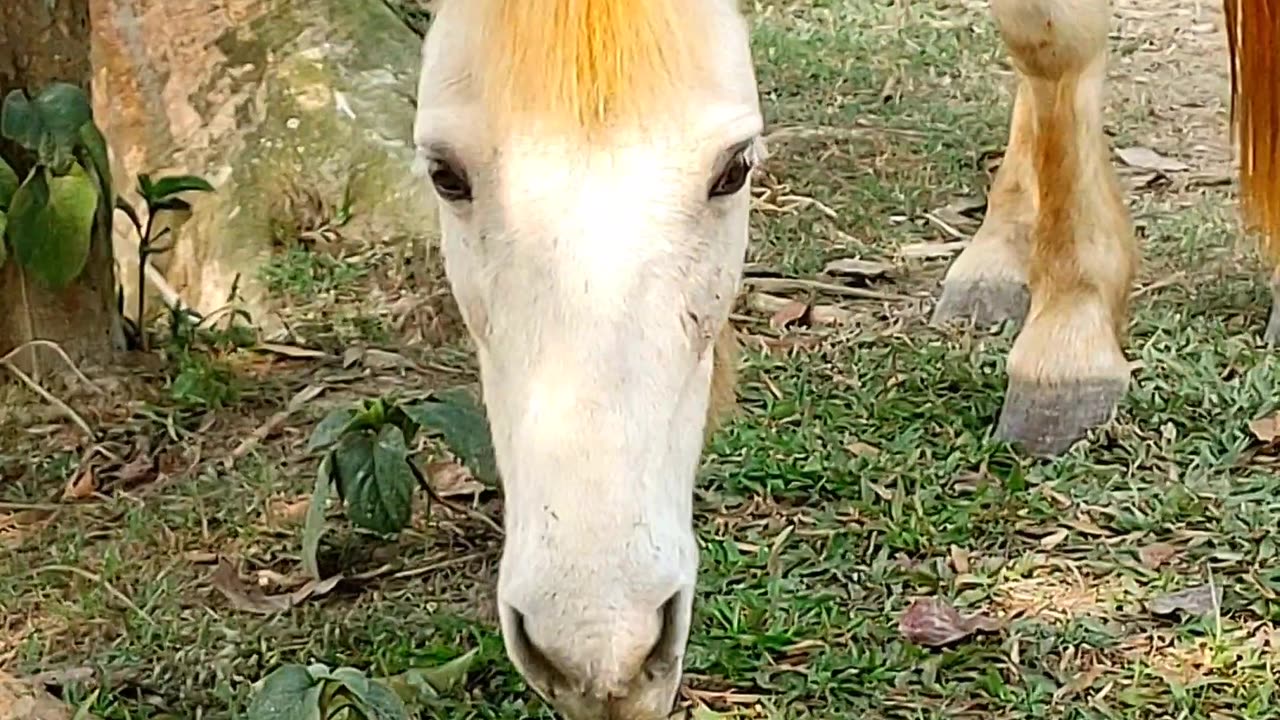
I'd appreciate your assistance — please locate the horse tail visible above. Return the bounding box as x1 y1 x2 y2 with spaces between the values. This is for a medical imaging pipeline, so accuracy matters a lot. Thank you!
1226 0 1280 269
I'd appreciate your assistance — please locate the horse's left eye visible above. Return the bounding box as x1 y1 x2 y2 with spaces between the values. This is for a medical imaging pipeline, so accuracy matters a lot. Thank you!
709 149 753 198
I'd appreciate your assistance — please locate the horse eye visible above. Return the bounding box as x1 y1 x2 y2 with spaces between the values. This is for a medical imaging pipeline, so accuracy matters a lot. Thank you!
709 150 752 199
429 158 472 202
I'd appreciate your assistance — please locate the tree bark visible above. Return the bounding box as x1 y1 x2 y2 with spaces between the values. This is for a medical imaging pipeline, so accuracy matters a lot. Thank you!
91 0 439 333
0 0 125 368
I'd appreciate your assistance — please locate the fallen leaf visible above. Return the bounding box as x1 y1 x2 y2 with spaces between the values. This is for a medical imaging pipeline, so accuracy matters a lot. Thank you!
266 496 312 526
822 258 892 279
1148 583 1221 616
62 464 98 502
1138 542 1178 570
1039 528 1070 550
255 343 330 360
846 440 881 457
342 346 365 368
0 669 99 720
427 461 486 499
898 597 1000 647
897 240 968 259
183 551 218 564
769 300 811 330
748 293 854 326
210 558 343 615
950 546 971 574
361 348 417 370
1248 413 1280 444
1115 146 1190 173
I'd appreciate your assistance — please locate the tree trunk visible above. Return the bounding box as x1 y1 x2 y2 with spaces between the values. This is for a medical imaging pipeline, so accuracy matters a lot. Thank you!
0 0 125 368
90 0 439 334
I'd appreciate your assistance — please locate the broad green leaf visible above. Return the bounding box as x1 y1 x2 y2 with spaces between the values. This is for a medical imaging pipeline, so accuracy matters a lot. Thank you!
245 665 324 720
147 174 214 201
2 85 93 170
302 454 335 580
307 408 357 451
0 211 7 268
136 172 154 199
77 121 112 200
322 669 408 720
32 83 93 152
403 387 498 484
332 433 376 501
345 425 415 535
355 679 410 720
7 165 97 288
0 157 17 209
1 90 39 150
383 648 479 704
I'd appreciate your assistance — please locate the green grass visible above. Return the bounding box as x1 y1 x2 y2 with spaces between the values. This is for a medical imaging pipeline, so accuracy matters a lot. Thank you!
4 1 1279 719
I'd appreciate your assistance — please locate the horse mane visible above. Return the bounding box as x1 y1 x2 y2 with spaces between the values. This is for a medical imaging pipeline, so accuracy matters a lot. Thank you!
1226 0 1280 267
470 0 710 135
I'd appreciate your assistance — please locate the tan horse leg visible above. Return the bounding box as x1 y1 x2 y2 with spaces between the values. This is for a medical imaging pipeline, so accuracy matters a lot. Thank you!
932 78 1036 327
989 0 1137 455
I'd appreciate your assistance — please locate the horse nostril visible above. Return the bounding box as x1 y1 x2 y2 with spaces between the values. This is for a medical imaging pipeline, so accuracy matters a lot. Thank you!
506 606 572 698
642 591 687 681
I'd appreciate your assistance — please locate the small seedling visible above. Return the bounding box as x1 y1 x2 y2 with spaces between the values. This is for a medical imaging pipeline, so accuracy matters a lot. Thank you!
116 172 214 350
302 387 496 579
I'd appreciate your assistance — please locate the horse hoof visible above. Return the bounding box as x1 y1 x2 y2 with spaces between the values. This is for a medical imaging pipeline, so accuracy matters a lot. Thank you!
996 375 1127 456
931 279 1030 329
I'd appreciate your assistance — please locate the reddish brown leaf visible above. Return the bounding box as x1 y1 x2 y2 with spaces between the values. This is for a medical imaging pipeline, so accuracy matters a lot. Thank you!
898 597 1000 647
1248 413 1280 444
1138 542 1178 570
428 460 486 499
210 558 342 615
769 300 811 330
61 464 97 502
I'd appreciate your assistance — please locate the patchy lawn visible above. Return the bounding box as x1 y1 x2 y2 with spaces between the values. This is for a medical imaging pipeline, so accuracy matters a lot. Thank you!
4 0 1280 718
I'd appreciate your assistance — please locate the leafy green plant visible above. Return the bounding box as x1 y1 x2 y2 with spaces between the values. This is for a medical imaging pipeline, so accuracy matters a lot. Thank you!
303 388 496 579
0 83 113 288
117 172 214 350
246 650 479 720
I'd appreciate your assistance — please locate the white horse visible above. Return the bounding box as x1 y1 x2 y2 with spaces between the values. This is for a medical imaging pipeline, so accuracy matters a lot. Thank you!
414 0 1181 717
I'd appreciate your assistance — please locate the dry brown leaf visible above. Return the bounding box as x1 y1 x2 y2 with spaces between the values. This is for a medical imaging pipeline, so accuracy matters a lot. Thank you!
898 597 1001 647
1115 146 1190 173
428 461 486 499
255 343 330 360
1138 542 1178 570
748 293 854 326
845 440 881 457
61 465 97 502
1039 528 1069 550
769 300 811 331
210 558 342 615
1248 413 1280 444
266 496 311 526
822 258 892 279
0 669 98 720
949 546 971 574
897 240 968 259
1149 584 1221 616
